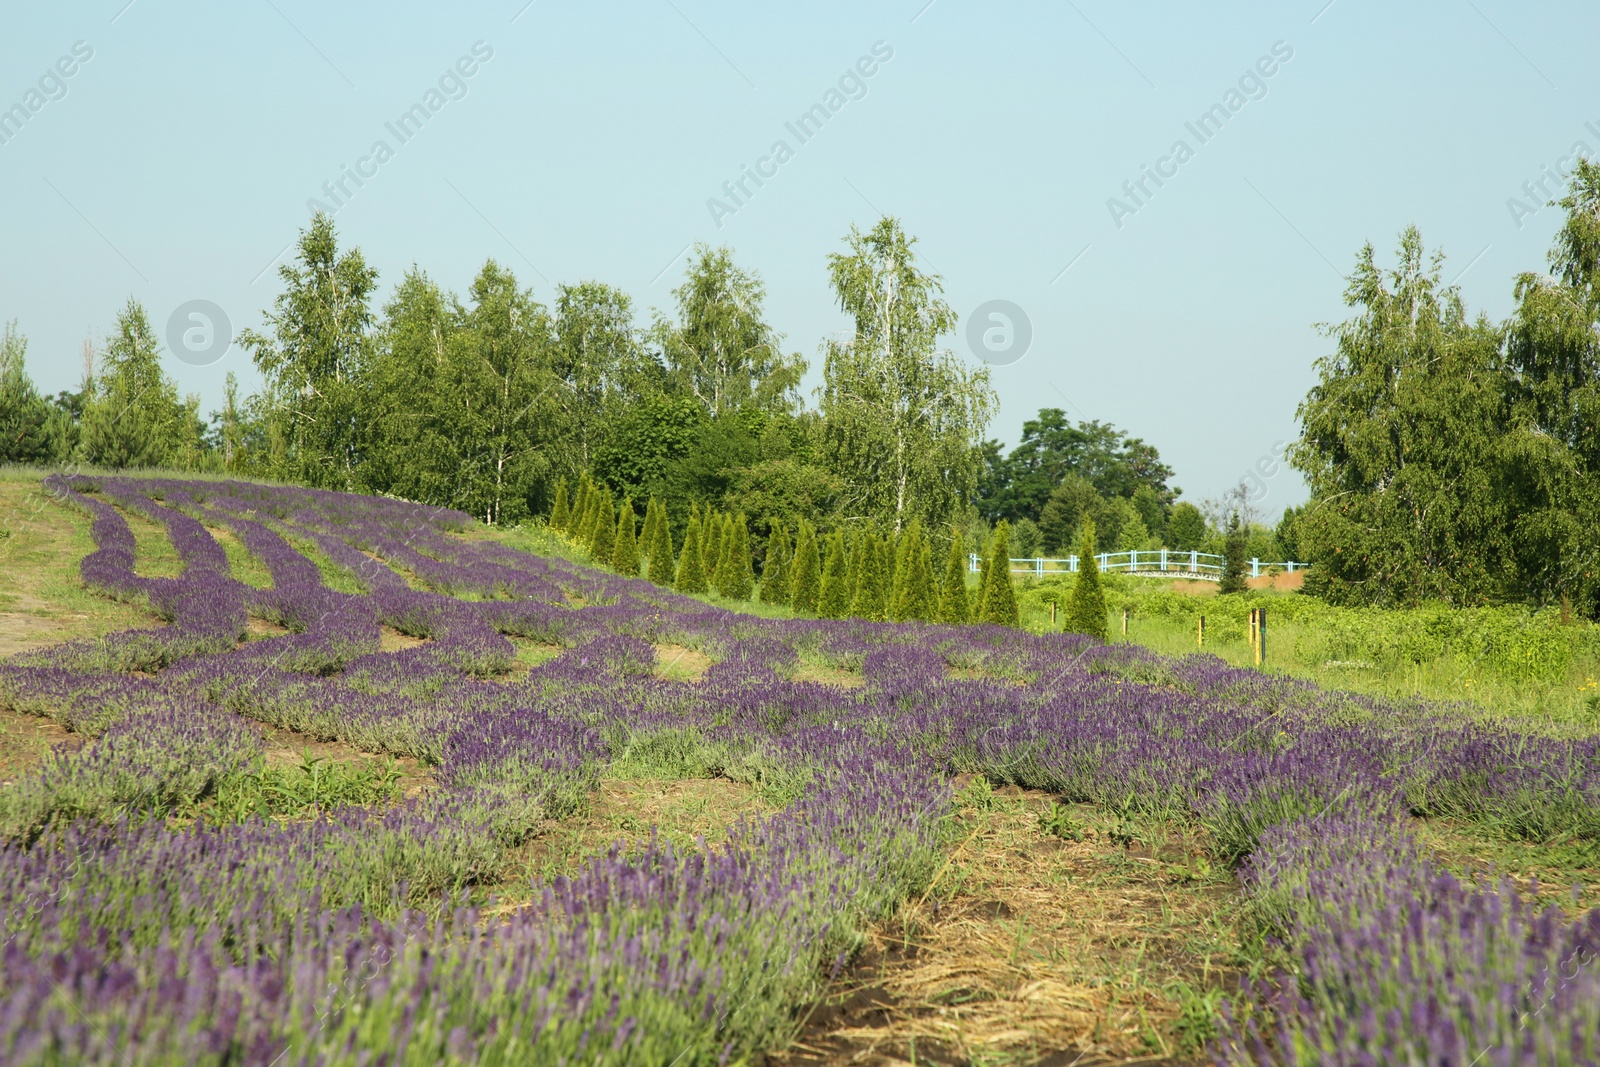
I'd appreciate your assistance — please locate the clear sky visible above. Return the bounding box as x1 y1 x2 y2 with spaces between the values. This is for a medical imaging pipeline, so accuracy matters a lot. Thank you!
3 1 1596 510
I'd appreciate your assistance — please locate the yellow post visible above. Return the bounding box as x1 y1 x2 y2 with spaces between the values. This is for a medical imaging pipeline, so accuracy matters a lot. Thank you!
1122 607 1129 638
1197 615 1205 648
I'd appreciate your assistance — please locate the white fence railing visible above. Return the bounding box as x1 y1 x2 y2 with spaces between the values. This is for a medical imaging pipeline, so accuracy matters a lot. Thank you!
969 549 1308 582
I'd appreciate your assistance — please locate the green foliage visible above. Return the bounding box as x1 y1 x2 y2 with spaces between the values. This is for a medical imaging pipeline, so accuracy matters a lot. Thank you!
819 217 995 532
589 489 616 563
890 522 936 622
1166 502 1206 552
240 213 378 491
1012 516 1043 559
674 510 708 594
977 408 1175 526
703 509 724 578
646 500 677 586
818 530 851 619
937 531 970 625
1038 800 1085 841
80 300 200 470
977 519 1018 626
1065 521 1108 640
1219 512 1249 595
653 244 805 416
550 479 570 531
0 322 51 464
788 520 821 614
611 497 640 576
760 523 791 605
716 513 754 599
210 753 403 824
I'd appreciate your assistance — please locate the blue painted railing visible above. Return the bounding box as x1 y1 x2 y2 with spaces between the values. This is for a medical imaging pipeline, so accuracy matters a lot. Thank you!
968 550 1308 582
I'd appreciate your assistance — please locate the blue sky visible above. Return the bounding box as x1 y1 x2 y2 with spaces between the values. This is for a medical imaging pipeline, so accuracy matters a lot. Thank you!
3 1 1596 509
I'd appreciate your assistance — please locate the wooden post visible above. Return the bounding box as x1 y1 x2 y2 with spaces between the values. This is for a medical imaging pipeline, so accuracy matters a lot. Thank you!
1257 607 1267 666
1051 601 1057 626
1197 615 1205 648
1247 607 1258 662
1121 607 1129 638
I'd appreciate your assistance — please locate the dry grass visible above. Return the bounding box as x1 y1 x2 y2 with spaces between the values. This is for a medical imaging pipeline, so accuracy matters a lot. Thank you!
485 776 775 912
792 661 865 689
777 783 1242 1066
1417 818 1600 918
379 625 428 652
654 642 713 682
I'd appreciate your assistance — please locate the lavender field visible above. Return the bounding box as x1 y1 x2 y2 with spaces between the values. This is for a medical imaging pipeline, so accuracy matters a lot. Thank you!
1 473 1598 1066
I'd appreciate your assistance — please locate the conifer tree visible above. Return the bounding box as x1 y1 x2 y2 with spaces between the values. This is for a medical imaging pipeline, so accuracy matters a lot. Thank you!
844 530 869 616
891 522 932 621
789 521 822 615
849 528 877 619
1219 512 1249 595
761 524 792 604
576 479 599 547
938 531 970 625
720 513 754 599
645 497 666 562
550 479 570 531
978 520 1019 626
893 522 936 621
1065 520 1108 639
675 514 708 593
818 530 851 618
637 498 657 565
612 497 640 575
703 510 724 578
590 490 617 564
647 502 677 586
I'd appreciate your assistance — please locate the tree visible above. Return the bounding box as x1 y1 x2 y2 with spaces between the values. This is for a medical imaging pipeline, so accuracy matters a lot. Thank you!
890 521 936 622
861 532 893 622
1064 521 1108 640
646 502 677 586
590 489 616 563
977 520 1019 626
80 299 192 469
1165 502 1206 552
1038 475 1103 554
1289 227 1509 607
1219 512 1249 594
240 213 378 489
845 529 870 613
937 531 971 625
612 497 640 576
718 513 754 599
818 530 851 619
653 245 804 416
0 323 51 463
703 509 724 580
1012 517 1044 559
849 528 879 619
789 521 821 614
675 513 708 594
977 409 1175 524
761 523 792 604
551 480 571 530
553 281 649 472
820 217 996 532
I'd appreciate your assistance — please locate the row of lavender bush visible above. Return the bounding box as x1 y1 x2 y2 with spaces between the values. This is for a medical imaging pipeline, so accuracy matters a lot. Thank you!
0 474 1594 1063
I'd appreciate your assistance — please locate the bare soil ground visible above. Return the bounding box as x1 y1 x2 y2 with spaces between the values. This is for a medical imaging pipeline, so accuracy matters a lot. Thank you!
654 642 714 682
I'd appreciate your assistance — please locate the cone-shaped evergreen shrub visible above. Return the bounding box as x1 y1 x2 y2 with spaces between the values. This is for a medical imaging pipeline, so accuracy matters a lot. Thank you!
761 524 792 604
612 497 640 576
719 513 754 599
848 528 878 619
703 510 724 577
789 521 821 615
893 522 935 622
1065 519 1108 640
938 531 970 625
590 491 616 563
978 520 1019 626
675 514 708 594
818 531 851 619
550 480 570 531
647 503 676 586
1219 512 1249 595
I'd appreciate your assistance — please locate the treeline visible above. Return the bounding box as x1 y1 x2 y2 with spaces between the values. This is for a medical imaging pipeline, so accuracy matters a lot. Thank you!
556 472 1026 626
1284 160 1600 617
3 210 1248 571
